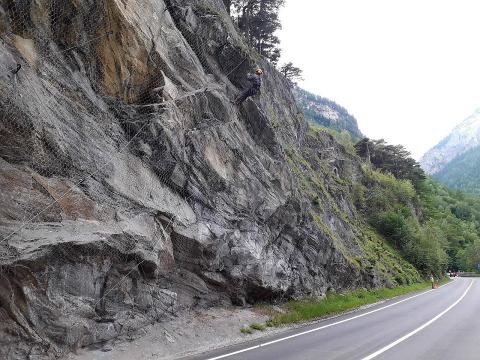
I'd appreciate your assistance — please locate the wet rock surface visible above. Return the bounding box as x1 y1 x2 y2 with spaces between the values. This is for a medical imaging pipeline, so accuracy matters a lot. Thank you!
0 0 402 358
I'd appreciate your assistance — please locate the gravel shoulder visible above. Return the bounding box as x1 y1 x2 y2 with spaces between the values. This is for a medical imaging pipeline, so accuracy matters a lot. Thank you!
68 307 279 360
69 282 455 360
69 299 392 360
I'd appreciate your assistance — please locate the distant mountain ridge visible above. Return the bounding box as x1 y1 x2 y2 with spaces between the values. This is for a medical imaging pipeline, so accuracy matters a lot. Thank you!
434 146 480 195
420 108 480 195
420 108 480 174
293 87 363 138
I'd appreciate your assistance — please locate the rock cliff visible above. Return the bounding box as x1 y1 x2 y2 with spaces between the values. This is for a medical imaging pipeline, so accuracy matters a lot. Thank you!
0 1 415 358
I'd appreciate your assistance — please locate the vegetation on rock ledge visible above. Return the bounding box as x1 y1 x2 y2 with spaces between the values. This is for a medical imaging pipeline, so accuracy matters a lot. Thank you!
306 124 480 274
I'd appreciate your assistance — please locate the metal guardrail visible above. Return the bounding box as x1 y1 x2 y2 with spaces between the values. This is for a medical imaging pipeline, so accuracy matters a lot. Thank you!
458 272 480 277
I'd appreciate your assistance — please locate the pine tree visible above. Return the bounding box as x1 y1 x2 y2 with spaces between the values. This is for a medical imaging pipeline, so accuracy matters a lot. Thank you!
223 0 232 14
229 0 285 64
280 62 303 85
355 138 426 189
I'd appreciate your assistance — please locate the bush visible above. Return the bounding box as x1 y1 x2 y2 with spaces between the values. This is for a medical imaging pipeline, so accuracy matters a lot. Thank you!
250 323 266 331
240 327 253 334
372 210 414 249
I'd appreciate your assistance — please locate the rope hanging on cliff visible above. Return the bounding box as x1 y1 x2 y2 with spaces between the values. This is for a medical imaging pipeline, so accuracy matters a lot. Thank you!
225 57 247 78
133 83 222 108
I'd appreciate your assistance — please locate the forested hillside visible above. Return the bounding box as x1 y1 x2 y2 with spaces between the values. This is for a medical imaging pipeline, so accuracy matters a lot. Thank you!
328 133 480 273
433 145 480 195
294 87 363 138
421 180 480 271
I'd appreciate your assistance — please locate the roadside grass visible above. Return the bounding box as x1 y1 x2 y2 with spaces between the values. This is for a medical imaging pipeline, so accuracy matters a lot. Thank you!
240 278 450 334
269 283 428 326
240 327 253 334
250 322 267 331
266 279 450 328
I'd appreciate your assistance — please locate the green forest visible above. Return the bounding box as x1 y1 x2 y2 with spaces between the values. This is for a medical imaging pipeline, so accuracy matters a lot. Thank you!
333 131 480 274
294 88 363 139
307 125 480 275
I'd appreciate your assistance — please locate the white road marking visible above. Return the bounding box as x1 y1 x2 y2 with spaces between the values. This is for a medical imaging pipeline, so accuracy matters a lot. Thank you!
204 280 456 360
360 279 474 360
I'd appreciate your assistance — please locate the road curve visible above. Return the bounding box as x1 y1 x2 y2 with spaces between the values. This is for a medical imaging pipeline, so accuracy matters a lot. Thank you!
182 278 478 360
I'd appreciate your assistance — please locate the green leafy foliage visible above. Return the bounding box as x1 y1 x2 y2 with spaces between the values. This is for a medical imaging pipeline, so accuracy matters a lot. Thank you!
359 163 449 274
240 326 253 334
279 62 303 86
419 180 480 271
355 141 480 273
250 322 266 331
356 138 426 190
308 123 357 156
373 210 414 249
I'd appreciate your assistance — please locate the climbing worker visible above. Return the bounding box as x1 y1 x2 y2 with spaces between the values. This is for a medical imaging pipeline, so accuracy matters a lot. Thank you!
233 68 263 105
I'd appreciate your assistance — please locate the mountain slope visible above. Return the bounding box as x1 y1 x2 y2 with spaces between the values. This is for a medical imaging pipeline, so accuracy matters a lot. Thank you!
420 109 480 174
434 145 480 195
294 87 363 138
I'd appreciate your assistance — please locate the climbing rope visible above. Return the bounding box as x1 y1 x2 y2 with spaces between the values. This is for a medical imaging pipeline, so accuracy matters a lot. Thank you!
132 83 222 109
225 57 247 78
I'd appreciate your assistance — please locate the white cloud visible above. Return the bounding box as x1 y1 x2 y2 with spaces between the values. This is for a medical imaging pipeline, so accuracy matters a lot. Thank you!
278 0 480 159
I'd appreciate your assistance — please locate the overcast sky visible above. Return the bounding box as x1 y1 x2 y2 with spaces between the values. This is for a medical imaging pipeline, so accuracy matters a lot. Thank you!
278 0 480 159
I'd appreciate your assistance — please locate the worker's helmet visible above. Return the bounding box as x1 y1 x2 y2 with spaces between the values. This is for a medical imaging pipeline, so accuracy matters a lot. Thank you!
255 68 264 75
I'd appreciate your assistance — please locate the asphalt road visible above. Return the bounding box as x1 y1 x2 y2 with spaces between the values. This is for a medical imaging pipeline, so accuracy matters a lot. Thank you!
183 278 479 360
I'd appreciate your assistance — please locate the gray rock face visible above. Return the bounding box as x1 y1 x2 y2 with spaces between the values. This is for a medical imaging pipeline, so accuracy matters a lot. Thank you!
0 0 392 358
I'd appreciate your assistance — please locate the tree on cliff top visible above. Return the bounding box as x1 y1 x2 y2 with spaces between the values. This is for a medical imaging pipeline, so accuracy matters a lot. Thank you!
226 0 285 64
355 138 426 190
280 62 303 86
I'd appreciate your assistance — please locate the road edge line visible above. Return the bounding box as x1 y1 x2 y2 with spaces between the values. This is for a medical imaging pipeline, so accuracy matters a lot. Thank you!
205 279 456 360
360 279 474 360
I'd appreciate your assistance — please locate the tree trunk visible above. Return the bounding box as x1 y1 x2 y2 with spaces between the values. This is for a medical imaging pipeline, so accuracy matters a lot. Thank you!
223 0 231 14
